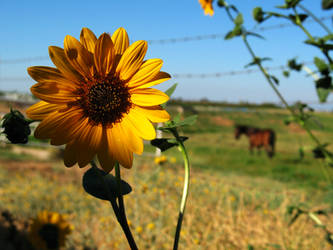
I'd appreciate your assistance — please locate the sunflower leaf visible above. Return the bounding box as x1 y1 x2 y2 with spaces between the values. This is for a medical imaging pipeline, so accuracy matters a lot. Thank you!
315 76 332 102
151 136 188 152
165 83 178 97
322 0 333 9
83 167 132 201
161 83 178 108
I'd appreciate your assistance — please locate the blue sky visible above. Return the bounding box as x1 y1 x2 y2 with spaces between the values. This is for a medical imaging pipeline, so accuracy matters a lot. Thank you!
0 0 332 104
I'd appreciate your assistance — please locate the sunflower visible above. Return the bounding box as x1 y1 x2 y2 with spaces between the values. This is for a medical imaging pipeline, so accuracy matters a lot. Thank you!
28 211 72 250
154 155 167 165
26 27 171 171
198 0 214 16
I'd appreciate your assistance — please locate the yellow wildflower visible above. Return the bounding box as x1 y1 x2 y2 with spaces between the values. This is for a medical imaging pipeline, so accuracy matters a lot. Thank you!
28 211 72 250
198 0 214 16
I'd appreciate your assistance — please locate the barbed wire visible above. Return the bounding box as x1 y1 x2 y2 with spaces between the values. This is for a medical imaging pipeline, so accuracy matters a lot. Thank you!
0 61 314 81
0 16 331 64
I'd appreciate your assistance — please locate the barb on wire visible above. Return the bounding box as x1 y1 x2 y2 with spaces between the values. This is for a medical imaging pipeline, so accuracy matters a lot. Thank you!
0 16 331 65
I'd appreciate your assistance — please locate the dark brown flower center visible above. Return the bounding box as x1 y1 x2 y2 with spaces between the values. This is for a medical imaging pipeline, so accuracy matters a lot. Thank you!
38 223 60 249
79 77 131 126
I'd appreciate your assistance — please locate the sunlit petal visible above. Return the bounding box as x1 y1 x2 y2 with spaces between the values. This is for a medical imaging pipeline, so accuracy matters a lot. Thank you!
134 105 170 122
116 40 147 81
94 33 115 76
130 88 169 106
80 27 97 53
48 46 83 83
111 27 129 56
64 35 94 78
26 101 61 120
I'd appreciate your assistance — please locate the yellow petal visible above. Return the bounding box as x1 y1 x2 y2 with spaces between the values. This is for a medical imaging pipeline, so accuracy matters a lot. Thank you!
64 35 94 78
50 213 60 224
31 82 77 104
97 130 116 172
64 141 77 167
80 27 97 53
111 27 129 56
122 108 156 140
26 101 61 120
75 123 102 167
130 88 169 106
49 46 83 83
116 40 147 81
94 33 115 77
134 71 171 89
27 66 79 89
118 122 143 154
106 125 133 168
127 59 163 88
34 107 81 140
34 109 70 139
50 113 86 146
28 66 61 82
134 105 170 123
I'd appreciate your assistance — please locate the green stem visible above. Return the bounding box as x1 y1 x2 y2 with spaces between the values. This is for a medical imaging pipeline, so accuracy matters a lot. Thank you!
298 4 332 35
292 7 333 64
308 212 323 226
242 35 294 113
172 130 190 250
320 162 332 184
115 162 138 250
224 7 332 183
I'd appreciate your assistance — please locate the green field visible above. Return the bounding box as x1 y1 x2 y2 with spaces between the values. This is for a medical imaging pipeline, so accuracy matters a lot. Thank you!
0 105 333 249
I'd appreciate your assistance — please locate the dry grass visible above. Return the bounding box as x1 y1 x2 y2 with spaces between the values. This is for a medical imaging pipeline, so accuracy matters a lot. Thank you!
0 155 332 250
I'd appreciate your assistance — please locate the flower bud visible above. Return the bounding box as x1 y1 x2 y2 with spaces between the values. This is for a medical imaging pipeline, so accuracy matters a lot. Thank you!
1 109 31 144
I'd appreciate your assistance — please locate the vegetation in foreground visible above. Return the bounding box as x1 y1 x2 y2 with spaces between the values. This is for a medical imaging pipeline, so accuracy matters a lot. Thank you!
0 106 333 249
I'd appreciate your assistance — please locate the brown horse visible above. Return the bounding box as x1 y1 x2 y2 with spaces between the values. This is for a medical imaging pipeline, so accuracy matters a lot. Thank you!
234 125 276 158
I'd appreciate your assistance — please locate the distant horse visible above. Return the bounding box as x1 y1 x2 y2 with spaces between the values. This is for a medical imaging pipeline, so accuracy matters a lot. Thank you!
234 125 276 158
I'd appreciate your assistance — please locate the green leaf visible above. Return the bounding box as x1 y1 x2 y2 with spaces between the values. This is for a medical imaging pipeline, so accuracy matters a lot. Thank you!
160 115 198 131
276 4 289 9
165 83 178 97
270 75 279 85
217 0 227 7
151 136 188 152
284 116 295 125
224 26 243 40
315 76 332 102
277 0 301 9
253 7 264 23
247 245 254 250
283 70 290 77
245 57 271 68
287 58 303 71
225 31 235 40
305 39 333 51
246 31 265 40
174 115 198 127
234 13 243 26
322 0 333 9
322 34 333 42
161 83 178 108
314 57 329 75
288 14 308 24
298 146 305 160
82 167 132 201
